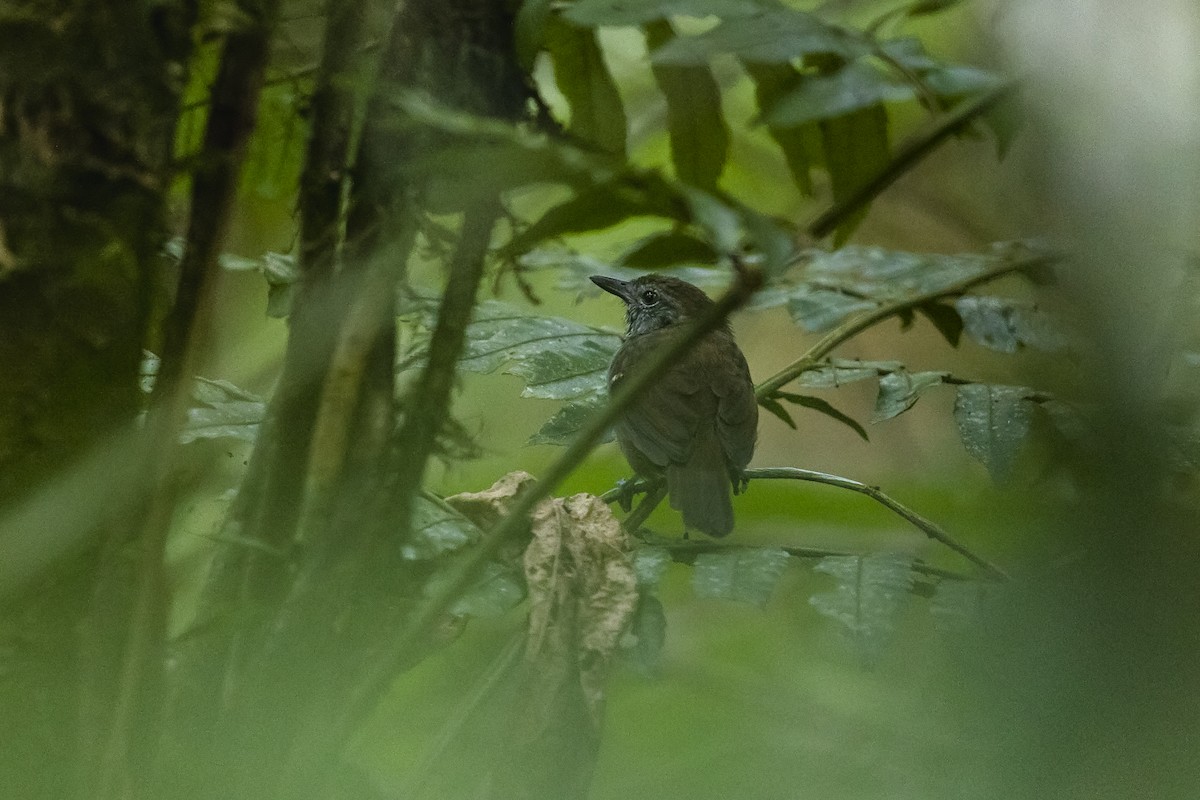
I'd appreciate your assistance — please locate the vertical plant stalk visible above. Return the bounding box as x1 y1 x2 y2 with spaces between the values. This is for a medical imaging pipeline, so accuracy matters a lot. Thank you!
387 197 501 536
91 5 279 797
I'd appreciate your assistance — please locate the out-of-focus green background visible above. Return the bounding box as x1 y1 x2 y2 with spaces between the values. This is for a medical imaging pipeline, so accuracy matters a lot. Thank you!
168 1 1200 797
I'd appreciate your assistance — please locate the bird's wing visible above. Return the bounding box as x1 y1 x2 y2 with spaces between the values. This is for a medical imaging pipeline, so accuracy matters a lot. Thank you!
609 334 709 468
711 338 758 470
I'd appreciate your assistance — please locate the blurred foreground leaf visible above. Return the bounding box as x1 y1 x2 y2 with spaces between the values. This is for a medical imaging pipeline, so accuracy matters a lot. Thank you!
810 552 915 666
693 548 790 607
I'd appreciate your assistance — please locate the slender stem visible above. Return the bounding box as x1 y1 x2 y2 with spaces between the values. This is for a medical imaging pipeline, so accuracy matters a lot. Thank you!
388 198 501 537
755 252 1059 399
341 264 764 734
604 466 1008 581
94 6 279 796
806 83 1013 240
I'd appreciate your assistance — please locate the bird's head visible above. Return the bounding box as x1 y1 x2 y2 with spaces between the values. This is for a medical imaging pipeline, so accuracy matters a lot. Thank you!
590 274 717 337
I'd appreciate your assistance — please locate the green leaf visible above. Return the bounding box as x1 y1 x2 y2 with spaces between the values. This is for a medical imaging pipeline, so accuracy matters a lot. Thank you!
760 396 797 429
395 92 611 193
503 175 686 256
953 384 1034 483
646 20 730 190
502 185 654 256
650 11 868 65
956 296 1068 354
181 377 264 444
907 0 965 15
528 396 615 446
403 496 483 560
446 562 527 618
786 288 875 332
544 17 627 154
763 63 914 128
819 103 891 244
514 0 556 69
565 0 772 26
810 552 914 666
802 246 992 299
618 230 719 268
744 61 816 195
693 548 790 607
872 370 948 423
454 301 621 399
775 392 868 440
632 545 672 586
918 301 963 346
527 250 727 295
625 592 668 675
797 359 905 389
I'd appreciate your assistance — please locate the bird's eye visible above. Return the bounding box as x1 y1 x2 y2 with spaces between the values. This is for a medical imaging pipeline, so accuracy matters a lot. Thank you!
642 288 659 306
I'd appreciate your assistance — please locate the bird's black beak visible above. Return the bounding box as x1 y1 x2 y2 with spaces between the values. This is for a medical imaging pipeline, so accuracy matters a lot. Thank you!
590 275 635 304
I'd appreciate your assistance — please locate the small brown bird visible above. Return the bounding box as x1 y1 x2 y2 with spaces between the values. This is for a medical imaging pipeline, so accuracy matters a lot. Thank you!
591 273 758 537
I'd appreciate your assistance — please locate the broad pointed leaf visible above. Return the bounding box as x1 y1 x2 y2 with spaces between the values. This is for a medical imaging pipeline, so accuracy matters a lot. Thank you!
544 17 628 154
529 396 615 446
819 104 890 244
956 296 1068 354
764 63 914 128
646 20 729 190
565 0 771 26
650 11 868 65
953 384 1034 483
745 61 816 195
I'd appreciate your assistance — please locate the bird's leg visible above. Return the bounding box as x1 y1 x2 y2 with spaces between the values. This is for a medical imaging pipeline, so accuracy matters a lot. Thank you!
623 480 666 533
612 477 641 513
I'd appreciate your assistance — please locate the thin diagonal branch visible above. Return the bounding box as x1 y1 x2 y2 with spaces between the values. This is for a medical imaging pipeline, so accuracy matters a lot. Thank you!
806 83 1013 240
755 251 1060 399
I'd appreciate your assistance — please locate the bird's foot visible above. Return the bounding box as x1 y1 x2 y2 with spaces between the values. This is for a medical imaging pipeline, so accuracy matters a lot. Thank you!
732 469 750 496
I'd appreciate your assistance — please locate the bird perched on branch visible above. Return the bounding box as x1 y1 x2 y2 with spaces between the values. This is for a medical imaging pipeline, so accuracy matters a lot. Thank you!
591 273 758 537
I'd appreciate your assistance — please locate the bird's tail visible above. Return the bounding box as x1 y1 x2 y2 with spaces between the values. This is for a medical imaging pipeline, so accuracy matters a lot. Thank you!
666 427 734 537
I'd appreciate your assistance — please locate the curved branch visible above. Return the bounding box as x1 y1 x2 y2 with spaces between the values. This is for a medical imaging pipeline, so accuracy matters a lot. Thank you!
603 466 1008 581
754 251 1060 399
